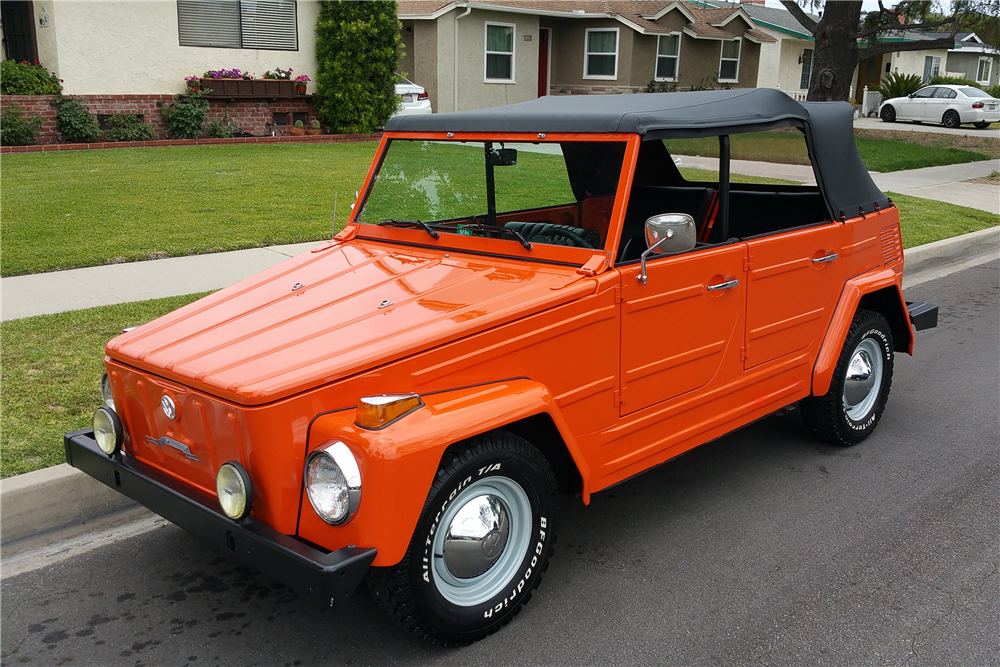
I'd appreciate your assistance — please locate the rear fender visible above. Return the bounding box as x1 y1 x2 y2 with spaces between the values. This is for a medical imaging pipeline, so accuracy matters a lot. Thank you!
812 268 912 396
298 379 588 567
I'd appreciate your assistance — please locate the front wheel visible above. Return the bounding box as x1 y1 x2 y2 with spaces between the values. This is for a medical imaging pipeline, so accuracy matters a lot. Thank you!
802 310 894 446
942 110 961 129
368 431 557 645
973 121 991 129
880 105 896 123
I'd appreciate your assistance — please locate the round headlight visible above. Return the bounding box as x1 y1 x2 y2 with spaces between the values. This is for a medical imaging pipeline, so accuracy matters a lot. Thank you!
216 462 253 521
101 372 115 410
305 442 361 525
93 407 123 456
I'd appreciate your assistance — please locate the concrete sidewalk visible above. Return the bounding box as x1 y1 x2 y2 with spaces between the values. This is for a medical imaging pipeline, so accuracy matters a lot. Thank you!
1 159 997 322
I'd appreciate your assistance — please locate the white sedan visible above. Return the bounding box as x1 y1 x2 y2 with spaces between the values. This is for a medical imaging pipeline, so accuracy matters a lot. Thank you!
393 77 432 117
879 84 998 129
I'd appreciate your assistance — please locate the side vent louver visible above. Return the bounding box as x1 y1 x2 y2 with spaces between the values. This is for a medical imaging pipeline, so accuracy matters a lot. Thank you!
880 226 902 266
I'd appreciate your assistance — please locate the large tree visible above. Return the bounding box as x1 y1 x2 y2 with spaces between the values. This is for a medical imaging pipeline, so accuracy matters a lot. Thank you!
781 1 997 101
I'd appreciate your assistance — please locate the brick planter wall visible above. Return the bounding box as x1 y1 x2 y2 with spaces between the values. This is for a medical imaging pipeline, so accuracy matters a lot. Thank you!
1 94 320 145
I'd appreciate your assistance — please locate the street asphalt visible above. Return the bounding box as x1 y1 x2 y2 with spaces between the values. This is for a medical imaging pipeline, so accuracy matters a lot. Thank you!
1 259 997 666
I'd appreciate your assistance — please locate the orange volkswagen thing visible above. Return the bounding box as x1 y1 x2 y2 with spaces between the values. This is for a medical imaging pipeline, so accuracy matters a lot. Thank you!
67 90 937 645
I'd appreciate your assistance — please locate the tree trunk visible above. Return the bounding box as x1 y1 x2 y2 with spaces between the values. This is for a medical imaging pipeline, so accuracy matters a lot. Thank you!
808 1 863 102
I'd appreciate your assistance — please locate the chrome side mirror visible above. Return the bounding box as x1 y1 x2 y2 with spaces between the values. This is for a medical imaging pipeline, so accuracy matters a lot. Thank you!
638 213 696 285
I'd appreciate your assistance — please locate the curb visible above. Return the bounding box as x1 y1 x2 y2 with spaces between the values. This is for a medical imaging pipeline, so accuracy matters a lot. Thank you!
2 225 998 548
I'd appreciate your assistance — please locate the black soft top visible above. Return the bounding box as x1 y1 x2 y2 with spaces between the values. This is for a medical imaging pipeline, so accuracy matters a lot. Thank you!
386 89 889 220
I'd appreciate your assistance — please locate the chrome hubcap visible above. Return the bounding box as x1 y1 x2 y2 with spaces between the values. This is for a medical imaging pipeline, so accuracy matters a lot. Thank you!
431 476 532 607
443 494 510 579
843 338 883 421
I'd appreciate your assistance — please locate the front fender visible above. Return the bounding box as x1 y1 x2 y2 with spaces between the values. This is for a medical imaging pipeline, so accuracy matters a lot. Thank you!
812 267 910 397
295 379 587 567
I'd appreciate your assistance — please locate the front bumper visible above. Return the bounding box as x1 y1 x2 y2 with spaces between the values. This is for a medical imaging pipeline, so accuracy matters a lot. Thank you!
64 429 376 608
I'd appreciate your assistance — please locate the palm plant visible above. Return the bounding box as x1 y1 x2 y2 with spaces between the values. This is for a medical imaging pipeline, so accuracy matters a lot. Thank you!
878 72 923 99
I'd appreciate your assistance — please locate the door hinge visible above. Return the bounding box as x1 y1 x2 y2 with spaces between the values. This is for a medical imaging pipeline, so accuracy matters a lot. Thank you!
740 345 748 361
614 285 623 303
613 389 623 407
743 256 750 272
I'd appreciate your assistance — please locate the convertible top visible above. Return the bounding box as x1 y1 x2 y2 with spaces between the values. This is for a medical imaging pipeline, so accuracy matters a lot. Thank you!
385 89 890 220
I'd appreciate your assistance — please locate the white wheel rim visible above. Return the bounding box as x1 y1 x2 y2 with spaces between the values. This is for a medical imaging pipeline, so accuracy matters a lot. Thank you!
430 476 532 607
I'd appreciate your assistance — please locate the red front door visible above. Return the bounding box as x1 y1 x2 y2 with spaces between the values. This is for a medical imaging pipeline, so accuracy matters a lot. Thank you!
537 29 549 98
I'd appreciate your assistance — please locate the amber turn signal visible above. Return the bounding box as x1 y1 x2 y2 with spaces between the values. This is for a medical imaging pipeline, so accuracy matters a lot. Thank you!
355 394 423 429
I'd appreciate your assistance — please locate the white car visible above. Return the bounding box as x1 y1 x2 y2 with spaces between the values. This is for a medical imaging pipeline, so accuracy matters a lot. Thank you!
393 77 432 116
879 84 998 129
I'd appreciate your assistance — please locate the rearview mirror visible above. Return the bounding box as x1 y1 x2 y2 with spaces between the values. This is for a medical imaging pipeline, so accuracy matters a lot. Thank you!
487 148 518 166
638 213 696 285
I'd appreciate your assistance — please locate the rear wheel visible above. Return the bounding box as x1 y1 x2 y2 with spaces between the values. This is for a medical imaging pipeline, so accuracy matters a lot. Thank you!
973 121 991 129
880 105 896 123
802 310 894 446
942 110 961 128
368 431 557 645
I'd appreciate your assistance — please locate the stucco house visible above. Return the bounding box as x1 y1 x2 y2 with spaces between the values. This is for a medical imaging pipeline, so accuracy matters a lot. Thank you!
397 0 775 113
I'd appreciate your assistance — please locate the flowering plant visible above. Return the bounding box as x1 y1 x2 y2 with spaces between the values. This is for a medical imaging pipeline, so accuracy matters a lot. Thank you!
185 75 201 87
203 69 252 80
294 74 311 84
263 67 293 80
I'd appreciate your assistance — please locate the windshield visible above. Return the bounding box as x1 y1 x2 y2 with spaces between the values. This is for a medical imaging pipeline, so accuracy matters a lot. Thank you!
960 87 991 98
357 140 627 251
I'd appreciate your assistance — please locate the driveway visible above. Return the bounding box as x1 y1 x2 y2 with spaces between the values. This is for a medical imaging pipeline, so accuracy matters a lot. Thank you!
855 116 1000 139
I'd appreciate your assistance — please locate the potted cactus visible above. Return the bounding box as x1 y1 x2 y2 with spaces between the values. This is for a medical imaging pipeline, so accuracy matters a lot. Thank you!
289 119 306 136
306 119 322 136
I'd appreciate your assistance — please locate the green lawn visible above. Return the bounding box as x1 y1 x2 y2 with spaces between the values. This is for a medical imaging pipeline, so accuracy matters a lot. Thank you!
2 193 995 478
0 292 209 478
665 131 989 173
0 143 379 277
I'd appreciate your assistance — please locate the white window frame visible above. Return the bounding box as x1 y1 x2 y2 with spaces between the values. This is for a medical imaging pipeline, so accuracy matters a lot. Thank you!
718 37 741 83
583 27 620 80
654 33 682 82
484 21 516 83
799 48 813 91
923 55 941 83
976 56 992 85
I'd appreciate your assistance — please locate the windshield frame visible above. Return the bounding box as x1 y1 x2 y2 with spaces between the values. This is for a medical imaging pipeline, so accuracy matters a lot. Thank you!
346 132 640 268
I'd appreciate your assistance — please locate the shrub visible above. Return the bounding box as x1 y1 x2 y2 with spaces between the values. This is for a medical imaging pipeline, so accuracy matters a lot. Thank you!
314 1 402 133
646 80 677 93
159 89 211 139
104 113 154 142
50 95 101 143
208 110 241 138
878 72 923 99
0 59 63 95
985 84 1000 99
0 102 43 145
929 75 981 89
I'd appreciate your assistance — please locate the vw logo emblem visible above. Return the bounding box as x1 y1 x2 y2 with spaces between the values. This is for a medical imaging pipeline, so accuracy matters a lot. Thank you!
161 395 177 420
481 529 504 560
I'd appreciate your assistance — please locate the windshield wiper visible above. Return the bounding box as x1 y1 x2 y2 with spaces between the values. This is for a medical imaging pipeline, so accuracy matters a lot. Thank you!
460 224 532 250
378 219 439 239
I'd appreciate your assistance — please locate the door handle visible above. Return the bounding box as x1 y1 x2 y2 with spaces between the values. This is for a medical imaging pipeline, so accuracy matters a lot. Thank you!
707 278 739 291
812 252 839 264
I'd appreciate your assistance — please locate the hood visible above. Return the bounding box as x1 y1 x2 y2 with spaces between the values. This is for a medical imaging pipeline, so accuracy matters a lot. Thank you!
107 240 592 405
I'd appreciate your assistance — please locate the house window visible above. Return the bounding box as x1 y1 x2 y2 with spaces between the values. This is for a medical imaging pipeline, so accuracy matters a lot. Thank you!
177 0 298 51
584 28 619 79
655 34 681 81
922 55 940 83
485 22 515 82
719 38 741 82
800 48 813 90
977 57 992 85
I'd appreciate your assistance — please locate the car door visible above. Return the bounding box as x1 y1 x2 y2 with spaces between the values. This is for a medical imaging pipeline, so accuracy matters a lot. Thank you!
904 86 936 120
619 243 747 416
925 87 954 124
743 222 845 370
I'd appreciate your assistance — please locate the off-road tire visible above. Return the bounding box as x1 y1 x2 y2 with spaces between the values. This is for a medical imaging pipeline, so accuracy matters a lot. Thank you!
942 110 961 129
880 105 896 123
367 430 557 646
802 309 894 446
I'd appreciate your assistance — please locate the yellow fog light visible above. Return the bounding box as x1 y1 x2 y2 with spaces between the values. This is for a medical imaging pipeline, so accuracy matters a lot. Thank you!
216 462 253 521
355 394 423 430
93 407 123 456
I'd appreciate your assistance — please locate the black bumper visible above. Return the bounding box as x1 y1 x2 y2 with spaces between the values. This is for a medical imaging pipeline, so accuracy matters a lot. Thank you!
907 301 938 331
64 429 376 608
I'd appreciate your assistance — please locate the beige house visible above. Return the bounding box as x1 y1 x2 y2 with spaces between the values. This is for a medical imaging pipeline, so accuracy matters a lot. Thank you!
0 0 320 95
398 0 775 113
